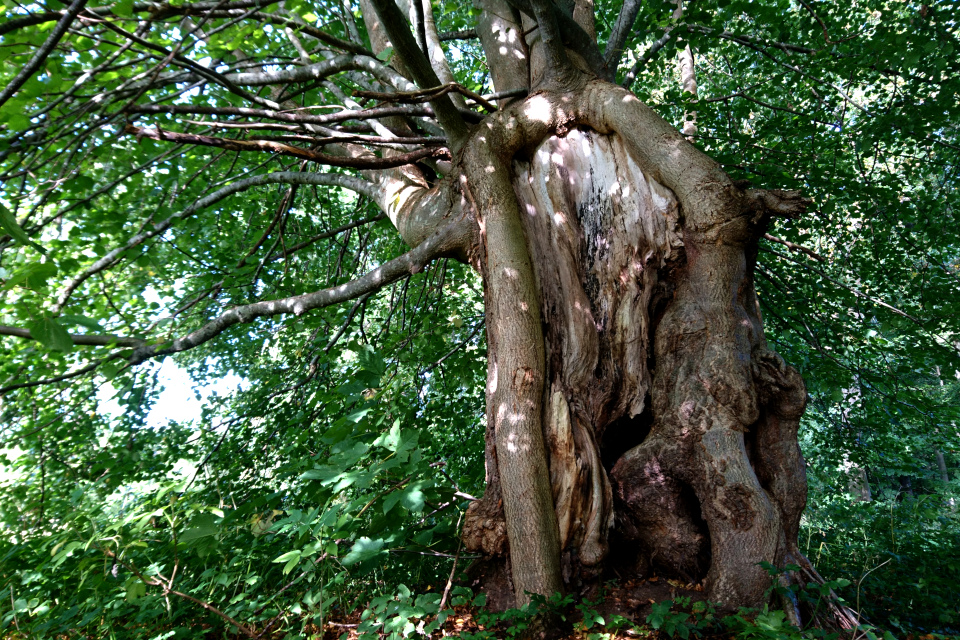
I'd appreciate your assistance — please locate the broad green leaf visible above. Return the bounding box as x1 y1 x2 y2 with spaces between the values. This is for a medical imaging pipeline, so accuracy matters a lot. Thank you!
179 513 219 542
124 578 146 602
60 315 104 332
28 315 73 352
342 537 384 566
0 203 44 253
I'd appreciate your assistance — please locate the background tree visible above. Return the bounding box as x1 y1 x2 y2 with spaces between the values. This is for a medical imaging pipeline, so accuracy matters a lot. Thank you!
1 0 958 636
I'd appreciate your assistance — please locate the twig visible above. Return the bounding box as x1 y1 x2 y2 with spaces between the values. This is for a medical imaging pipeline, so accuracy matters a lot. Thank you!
763 233 826 262
439 513 464 610
0 355 120 395
9 586 20 633
0 325 145 347
355 82 497 113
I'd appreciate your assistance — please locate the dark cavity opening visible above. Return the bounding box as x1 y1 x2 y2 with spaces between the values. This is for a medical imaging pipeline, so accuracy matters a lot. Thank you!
676 481 712 583
600 399 653 471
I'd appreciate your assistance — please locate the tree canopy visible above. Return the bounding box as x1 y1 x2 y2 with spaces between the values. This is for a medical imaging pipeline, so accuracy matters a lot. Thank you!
1 0 959 636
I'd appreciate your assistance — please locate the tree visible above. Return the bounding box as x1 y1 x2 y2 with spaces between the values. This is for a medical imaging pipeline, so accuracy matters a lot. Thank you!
1 0 958 631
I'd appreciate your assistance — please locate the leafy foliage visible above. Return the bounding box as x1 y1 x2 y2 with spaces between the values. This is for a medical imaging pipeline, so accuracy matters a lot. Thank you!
1 0 959 636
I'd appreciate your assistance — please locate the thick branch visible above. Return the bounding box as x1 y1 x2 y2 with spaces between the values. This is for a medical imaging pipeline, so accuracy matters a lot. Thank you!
621 30 673 88
367 0 470 148
420 0 466 108
123 125 449 168
355 83 497 113
0 326 144 347
743 188 812 219
507 0 609 80
225 54 416 92
52 171 379 313
438 29 477 41
603 0 642 71
128 218 471 364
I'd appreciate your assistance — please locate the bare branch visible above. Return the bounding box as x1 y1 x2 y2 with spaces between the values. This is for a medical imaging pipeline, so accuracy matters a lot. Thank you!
0 0 89 110
266 212 387 261
604 0 642 71
0 326 144 347
127 217 472 365
355 82 497 112
763 233 826 263
438 29 477 41
123 125 450 168
743 188 812 219
52 171 380 313
368 0 470 148
0 356 120 395
225 54 416 92
126 102 484 126
505 0 609 80
420 0 467 108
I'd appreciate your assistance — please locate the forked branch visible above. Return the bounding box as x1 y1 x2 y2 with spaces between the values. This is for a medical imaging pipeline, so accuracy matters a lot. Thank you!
123 125 450 169
52 171 381 313
127 217 472 364
0 326 144 347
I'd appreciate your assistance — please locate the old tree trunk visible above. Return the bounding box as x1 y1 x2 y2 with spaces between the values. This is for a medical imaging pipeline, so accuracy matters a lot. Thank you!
361 0 831 620
458 84 817 613
0 0 852 627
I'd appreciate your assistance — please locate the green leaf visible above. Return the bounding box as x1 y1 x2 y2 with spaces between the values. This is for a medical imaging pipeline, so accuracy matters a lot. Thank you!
272 549 302 574
28 315 73 352
272 550 301 564
0 203 45 253
2 262 58 290
124 577 147 602
342 537 384 566
60 314 104 332
179 513 219 542
113 0 134 16
399 481 427 512
100 361 123 380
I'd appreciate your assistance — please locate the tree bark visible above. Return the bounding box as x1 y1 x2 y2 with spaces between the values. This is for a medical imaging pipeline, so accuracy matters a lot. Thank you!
452 77 820 615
